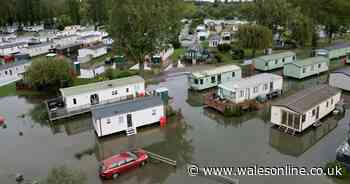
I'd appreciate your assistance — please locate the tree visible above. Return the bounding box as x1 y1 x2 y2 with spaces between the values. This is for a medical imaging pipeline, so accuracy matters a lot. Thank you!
26 57 75 92
66 0 81 25
237 24 272 57
44 165 86 184
85 0 109 26
57 15 73 30
290 0 350 44
240 0 295 34
109 0 184 76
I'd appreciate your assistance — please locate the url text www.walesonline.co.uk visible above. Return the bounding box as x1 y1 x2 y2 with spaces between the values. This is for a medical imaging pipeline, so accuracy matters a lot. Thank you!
187 164 344 177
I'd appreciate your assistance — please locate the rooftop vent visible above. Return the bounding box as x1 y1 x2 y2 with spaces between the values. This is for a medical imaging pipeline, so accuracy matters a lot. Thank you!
108 84 113 87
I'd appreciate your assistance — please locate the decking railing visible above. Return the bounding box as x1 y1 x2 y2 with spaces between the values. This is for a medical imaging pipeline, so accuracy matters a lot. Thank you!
47 94 144 121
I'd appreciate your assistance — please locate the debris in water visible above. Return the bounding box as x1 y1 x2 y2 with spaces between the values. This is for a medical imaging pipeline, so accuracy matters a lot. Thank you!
17 114 26 118
0 116 5 125
15 173 24 182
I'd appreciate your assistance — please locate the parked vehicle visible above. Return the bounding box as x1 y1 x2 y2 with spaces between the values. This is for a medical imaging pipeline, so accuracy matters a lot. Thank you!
99 149 148 179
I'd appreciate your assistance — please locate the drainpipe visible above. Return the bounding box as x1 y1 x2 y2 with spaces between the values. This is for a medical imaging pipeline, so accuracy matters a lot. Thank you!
99 118 102 137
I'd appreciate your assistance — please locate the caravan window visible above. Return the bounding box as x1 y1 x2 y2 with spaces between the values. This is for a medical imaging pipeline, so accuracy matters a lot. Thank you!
275 60 278 64
312 109 316 116
152 109 157 116
294 115 300 129
264 83 268 91
318 63 322 68
230 92 236 98
253 87 258 93
302 68 306 73
211 76 216 83
281 111 287 125
331 98 334 105
232 72 235 77
287 113 293 127
240 90 244 97
200 79 204 85
194 79 199 84
302 114 306 123
73 98 77 105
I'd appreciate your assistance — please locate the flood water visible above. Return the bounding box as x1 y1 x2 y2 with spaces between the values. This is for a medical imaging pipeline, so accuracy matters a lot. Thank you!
0 73 349 184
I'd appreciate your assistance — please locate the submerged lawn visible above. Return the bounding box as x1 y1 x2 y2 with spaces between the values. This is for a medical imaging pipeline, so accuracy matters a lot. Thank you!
0 82 50 98
0 83 17 97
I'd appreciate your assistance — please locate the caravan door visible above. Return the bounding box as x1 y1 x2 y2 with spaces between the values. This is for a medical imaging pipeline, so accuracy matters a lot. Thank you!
127 114 133 128
245 88 250 100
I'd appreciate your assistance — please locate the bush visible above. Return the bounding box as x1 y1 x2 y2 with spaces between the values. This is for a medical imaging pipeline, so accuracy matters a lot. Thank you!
172 40 181 49
217 44 232 52
103 69 137 80
45 165 86 184
215 53 223 63
325 160 349 179
26 57 75 92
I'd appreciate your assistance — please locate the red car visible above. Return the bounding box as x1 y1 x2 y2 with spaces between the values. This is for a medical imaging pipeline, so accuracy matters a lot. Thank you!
99 149 148 179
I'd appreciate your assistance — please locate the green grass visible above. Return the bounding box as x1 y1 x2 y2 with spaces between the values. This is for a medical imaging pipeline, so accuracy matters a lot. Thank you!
0 83 17 97
0 82 43 98
171 48 186 61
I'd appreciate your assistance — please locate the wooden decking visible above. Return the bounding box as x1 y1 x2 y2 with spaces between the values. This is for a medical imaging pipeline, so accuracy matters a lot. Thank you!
46 95 136 122
47 105 92 121
204 93 256 114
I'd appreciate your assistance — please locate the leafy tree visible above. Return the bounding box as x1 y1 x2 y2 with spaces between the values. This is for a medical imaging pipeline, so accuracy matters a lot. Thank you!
289 11 313 47
26 57 75 92
66 0 81 25
109 0 184 76
57 15 73 30
237 24 272 57
85 0 109 26
44 165 86 184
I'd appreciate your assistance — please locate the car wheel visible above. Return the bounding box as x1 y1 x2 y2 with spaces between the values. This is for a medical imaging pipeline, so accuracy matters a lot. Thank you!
112 173 119 179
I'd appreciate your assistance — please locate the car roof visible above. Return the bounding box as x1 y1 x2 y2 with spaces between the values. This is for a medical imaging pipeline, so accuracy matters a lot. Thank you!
102 152 130 166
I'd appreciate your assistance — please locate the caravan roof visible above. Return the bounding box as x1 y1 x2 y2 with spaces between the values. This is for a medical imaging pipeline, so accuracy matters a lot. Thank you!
255 51 296 62
287 57 328 67
60 75 144 97
273 85 340 113
219 73 282 91
191 65 241 78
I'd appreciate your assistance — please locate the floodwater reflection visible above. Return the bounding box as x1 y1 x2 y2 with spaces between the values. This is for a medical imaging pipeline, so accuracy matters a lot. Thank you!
269 115 341 157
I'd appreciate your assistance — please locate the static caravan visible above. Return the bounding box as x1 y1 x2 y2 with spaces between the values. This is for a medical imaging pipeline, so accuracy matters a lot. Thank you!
21 42 53 57
283 57 329 79
271 85 341 133
315 43 350 61
208 34 221 48
79 34 103 45
0 60 31 82
188 64 242 91
53 35 79 48
218 73 283 104
92 96 164 137
329 67 350 91
77 44 107 63
0 42 28 56
59 76 145 112
254 51 296 71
